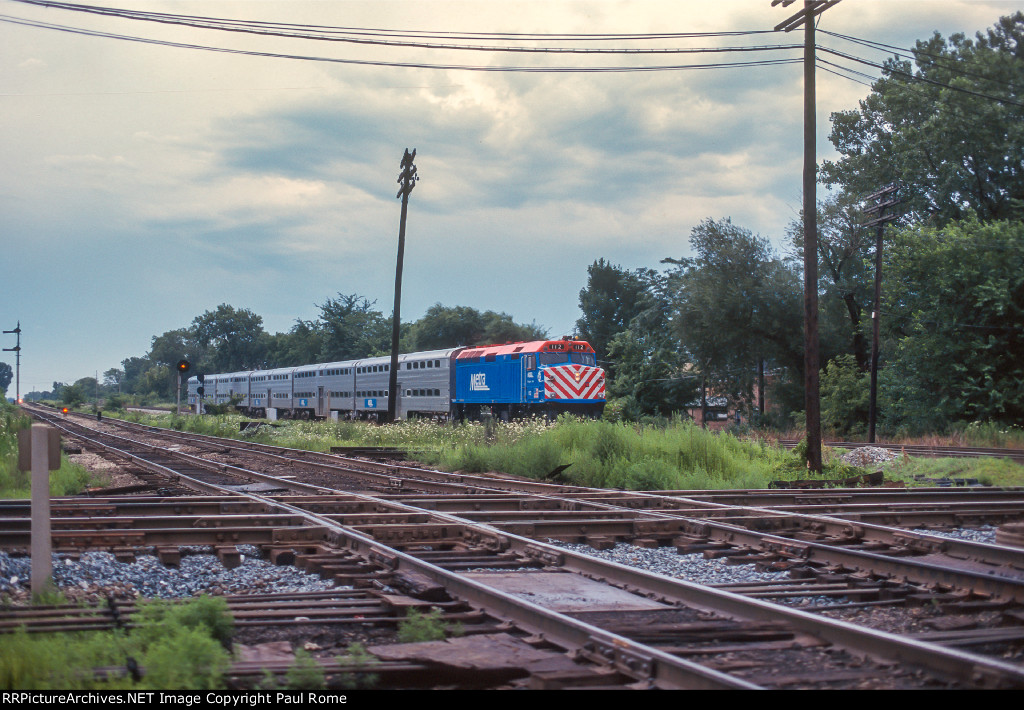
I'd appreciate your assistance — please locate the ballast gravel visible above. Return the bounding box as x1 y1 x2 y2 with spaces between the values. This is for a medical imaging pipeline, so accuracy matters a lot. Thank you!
911 524 997 544
0 545 335 602
549 540 790 586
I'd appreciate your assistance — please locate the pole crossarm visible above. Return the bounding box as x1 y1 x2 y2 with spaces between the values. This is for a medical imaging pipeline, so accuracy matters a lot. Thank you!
396 148 419 199
3 320 22 403
773 0 842 32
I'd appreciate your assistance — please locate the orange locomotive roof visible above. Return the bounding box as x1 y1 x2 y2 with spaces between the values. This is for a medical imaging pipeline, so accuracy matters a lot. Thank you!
456 339 595 359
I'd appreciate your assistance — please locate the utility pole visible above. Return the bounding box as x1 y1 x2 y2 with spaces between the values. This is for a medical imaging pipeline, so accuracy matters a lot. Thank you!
862 184 899 443
772 0 841 473
387 148 418 424
3 321 21 404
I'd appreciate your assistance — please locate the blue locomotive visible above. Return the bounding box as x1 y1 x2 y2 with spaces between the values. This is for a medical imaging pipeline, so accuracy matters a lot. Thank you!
187 339 606 421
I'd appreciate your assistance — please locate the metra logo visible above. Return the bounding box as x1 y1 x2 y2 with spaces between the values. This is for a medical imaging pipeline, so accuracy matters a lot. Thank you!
469 373 490 391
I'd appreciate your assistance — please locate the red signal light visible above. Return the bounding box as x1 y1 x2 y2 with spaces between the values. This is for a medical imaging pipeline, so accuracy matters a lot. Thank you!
62 407 68 414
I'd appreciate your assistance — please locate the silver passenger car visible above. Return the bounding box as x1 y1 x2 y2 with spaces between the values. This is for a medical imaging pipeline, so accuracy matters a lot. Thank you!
249 367 294 416
396 348 459 419
352 355 393 419
317 360 358 418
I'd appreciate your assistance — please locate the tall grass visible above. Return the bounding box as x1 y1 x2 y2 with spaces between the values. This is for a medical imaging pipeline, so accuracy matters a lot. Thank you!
104 409 1024 488
0 404 99 498
109 411 839 489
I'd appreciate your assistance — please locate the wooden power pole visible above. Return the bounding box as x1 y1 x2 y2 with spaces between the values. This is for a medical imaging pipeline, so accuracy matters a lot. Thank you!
387 149 418 424
773 0 841 473
863 184 899 443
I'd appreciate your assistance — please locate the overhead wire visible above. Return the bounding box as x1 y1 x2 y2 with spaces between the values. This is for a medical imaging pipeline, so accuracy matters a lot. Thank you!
8 0 779 42
815 45 1024 108
819 28 1021 90
0 13 804 73
3 0 1020 103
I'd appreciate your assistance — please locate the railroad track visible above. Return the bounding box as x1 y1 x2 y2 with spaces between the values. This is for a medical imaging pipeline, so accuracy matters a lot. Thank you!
5 405 1024 688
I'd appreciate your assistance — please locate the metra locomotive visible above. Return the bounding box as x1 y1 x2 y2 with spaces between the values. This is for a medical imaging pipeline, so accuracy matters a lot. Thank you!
186 339 606 421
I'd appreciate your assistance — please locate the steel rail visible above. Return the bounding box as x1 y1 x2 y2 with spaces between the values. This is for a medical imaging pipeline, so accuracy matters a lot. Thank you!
45 409 1024 600
25 407 1024 685
271 490 1024 688
23 410 757 688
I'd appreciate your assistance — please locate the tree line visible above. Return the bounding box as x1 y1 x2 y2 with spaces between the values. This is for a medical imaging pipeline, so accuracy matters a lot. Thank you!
44 299 546 405
577 13 1024 435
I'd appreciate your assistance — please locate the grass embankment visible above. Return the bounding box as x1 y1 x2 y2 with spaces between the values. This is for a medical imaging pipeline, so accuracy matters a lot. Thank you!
113 411 1024 489
0 404 104 498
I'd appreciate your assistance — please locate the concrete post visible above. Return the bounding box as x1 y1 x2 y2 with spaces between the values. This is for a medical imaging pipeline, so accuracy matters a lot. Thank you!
30 424 53 596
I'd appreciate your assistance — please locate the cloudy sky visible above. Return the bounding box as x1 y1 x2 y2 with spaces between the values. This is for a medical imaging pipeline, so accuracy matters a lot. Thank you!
1 0 1019 392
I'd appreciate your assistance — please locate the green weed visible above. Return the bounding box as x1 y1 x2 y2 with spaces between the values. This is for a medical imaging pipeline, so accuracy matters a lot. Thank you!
284 648 325 690
396 607 449 643
335 642 378 689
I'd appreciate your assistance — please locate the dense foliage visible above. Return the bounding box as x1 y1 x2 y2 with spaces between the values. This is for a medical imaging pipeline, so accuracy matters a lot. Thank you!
821 13 1024 225
880 219 1024 432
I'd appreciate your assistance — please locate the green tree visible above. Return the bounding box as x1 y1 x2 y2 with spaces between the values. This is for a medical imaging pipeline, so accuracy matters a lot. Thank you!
318 294 391 361
102 368 124 393
822 13 1024 225
605 269 697 417
147 329 202 398
788 195 875 370
819 354 870 436
407 304 547 351
479 310 547 346
149 329 201 368
73 377 99 404
0 362 12 395
576 259 652 378
665 218 803 415
265 319 323 368
191 304 268 372
121 356 153 395
881 218 1024 430
62 383 85 407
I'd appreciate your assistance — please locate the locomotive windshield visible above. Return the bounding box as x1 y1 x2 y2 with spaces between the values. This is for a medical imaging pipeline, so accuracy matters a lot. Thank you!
539 352 596 366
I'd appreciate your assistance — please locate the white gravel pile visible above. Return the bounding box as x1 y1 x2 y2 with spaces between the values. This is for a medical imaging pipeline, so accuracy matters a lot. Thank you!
840 446 900 467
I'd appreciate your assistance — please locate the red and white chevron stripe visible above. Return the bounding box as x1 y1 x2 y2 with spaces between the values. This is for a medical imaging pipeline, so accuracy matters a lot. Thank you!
543 365 606 400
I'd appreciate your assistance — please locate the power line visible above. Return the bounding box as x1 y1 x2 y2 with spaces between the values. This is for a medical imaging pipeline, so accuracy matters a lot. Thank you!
816 58 876 87
820 29 1021 91
816 45 1024 108
0 14 804 73
9 0 778 42
879 309 1024 334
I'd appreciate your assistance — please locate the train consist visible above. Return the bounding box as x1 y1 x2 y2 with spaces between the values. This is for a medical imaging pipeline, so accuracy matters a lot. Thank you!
187 338 606 421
